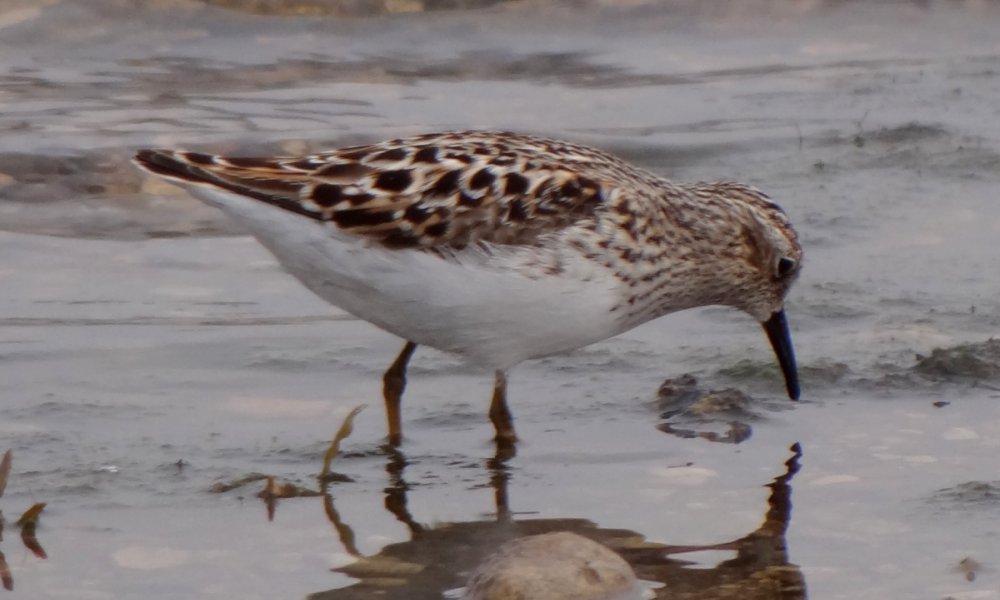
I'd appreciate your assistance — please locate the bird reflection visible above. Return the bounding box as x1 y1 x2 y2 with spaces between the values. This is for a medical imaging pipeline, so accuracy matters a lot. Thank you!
625 444 806 598
382 444 425 537
307 443 806 600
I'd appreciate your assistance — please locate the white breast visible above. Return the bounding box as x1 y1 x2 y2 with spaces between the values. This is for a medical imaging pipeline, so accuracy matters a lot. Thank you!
189 185 624 369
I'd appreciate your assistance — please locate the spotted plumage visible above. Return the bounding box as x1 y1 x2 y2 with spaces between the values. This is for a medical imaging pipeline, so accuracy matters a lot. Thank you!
134 130 803 446
136 131 621 251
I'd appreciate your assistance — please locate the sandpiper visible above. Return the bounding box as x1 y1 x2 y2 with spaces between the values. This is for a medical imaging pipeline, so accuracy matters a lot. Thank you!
134 130 802 446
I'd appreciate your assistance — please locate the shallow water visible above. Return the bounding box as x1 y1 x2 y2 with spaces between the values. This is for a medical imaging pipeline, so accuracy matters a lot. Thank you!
2 1 1000 598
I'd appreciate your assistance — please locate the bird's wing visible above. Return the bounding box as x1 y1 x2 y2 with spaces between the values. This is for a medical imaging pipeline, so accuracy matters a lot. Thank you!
133 131 624 250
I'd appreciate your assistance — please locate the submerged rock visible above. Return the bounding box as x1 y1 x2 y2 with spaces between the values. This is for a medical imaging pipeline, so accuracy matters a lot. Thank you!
463 532 637 600
655 374 760 444
913 339 1000 380
932 481 1000 509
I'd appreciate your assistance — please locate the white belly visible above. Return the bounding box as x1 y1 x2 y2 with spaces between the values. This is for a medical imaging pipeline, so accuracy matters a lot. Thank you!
190 186 624 369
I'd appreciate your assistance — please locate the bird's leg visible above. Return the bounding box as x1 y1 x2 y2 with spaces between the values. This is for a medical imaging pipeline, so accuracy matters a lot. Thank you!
382 341 417 447
489 370 517 446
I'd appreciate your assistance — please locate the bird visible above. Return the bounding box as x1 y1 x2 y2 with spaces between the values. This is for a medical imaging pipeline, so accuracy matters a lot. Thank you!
133 130 802 447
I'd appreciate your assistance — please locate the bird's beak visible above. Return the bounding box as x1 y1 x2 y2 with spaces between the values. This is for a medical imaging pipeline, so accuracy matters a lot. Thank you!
762 309 800 400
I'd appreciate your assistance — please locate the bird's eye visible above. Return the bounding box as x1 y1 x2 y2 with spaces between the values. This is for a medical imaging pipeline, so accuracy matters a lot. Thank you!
776 257 796 278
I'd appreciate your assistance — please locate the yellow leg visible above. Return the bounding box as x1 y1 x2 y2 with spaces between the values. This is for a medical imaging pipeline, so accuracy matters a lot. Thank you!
382 341 417 447
488 370 517 445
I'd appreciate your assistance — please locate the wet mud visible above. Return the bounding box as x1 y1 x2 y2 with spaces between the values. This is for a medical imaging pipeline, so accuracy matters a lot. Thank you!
2 1 1000 599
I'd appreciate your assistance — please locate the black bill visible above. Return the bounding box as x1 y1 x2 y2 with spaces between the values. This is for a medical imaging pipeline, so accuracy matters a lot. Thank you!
762 309 800 400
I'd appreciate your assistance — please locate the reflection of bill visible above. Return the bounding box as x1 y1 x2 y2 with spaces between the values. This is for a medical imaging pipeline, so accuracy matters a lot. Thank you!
307 443 806 600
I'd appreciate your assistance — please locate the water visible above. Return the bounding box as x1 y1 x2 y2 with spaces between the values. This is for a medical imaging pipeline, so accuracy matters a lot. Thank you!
1 1 999 598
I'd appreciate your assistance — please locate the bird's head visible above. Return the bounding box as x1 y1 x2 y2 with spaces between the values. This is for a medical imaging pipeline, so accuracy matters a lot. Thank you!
695 183 802 400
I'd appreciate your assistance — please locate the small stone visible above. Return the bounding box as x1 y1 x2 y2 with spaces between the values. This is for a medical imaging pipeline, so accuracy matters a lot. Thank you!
464 532 637 600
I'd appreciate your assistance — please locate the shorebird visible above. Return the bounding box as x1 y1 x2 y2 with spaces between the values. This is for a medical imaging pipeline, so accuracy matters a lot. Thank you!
134 130 802 446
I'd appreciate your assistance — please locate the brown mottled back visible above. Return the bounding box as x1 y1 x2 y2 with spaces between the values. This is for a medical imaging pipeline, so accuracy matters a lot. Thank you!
134 131 649 250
